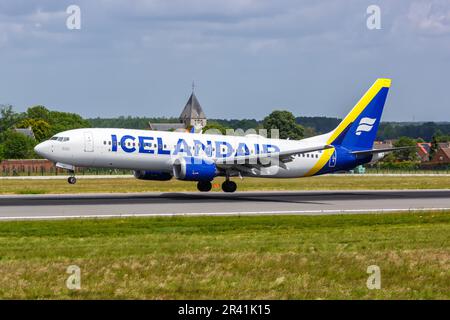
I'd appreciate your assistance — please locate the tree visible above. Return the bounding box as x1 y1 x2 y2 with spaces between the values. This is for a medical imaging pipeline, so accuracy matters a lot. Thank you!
22 105 91 137
430 132 450 158
430 133 440 158
0 105 23 133
16 118 52 142
26 105 51 121
393 136 418 162
303 126 317 138
1 130 36 159
263 110 304 140
202 121 228 135
47 110 91 135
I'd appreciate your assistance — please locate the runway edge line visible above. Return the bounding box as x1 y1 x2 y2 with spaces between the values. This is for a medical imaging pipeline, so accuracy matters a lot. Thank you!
1 207 450 221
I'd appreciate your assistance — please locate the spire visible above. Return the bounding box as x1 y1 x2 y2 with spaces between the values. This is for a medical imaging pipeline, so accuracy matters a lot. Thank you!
179 92 205 121
179 82 207 129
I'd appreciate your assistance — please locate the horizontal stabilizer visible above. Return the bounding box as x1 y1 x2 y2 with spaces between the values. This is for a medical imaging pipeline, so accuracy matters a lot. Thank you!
351 146 415 155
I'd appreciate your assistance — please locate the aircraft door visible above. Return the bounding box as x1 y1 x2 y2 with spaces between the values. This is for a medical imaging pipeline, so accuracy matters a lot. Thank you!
84 131 94 152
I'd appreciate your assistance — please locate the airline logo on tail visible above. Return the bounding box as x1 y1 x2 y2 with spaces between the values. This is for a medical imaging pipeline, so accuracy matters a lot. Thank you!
355 117 377 135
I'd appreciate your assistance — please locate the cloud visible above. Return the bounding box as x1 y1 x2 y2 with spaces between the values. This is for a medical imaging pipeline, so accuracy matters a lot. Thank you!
407 0 450 36
0 0 449 121
3 0 447 57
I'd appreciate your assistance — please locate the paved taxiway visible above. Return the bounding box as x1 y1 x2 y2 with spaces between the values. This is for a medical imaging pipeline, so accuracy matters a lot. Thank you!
0 190 449 220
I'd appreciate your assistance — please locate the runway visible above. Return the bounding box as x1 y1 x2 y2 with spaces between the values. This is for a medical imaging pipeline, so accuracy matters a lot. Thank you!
0 189 449 220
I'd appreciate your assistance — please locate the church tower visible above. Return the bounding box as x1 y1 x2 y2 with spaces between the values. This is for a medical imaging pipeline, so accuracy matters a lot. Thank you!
179 87 207 130
148 84 207 132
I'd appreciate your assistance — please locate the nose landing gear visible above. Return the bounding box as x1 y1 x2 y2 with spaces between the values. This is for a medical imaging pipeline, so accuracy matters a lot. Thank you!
68 176 77 184
67 170 77 184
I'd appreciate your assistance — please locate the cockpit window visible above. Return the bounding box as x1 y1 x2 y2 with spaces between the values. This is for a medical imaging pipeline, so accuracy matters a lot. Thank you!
50 136 69 142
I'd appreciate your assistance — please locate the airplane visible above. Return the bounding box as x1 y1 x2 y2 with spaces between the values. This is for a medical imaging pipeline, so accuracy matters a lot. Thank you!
34 78 408 193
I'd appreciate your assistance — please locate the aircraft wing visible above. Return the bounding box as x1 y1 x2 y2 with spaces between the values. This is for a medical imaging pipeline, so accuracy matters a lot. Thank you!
214 144 334 168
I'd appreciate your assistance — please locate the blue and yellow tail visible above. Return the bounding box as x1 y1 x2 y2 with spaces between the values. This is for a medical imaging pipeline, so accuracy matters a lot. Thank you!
328 78 391 151
304 79 391 177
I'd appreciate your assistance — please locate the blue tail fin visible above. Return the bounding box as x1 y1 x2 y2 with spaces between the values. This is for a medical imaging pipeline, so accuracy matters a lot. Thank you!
328 78 391 151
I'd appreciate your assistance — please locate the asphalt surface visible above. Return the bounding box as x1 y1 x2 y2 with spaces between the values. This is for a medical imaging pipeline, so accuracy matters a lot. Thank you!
0 189 449 220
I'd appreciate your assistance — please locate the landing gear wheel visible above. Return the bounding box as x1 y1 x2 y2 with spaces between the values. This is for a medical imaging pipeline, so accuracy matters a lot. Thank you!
68 176 77 184
197 181 212 192
222 180 237 193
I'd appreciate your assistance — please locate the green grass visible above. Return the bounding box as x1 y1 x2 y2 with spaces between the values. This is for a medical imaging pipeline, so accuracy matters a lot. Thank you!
0 175 449 194
15 189 49 195
0 212 449 299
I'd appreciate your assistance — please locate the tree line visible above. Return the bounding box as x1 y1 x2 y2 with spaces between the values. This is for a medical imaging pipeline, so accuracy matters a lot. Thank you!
0 105 90 160
1 104 449 166
293 116 450 141
89 115 450 141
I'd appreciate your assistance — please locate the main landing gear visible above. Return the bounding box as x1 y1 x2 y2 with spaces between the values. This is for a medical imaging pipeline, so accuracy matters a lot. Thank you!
197 180 212 192
67 170 77 184
196 179 238 193
222 179 237 193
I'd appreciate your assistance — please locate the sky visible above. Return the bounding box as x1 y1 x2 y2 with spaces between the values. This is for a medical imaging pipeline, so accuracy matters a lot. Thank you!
0 0 450 121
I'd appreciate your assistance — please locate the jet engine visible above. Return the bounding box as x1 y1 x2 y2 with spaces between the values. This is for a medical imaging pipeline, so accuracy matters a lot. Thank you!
133 170 173 181
173 157 217 181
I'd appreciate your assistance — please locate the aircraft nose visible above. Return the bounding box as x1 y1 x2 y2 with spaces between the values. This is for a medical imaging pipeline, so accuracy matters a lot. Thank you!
34 142 48 157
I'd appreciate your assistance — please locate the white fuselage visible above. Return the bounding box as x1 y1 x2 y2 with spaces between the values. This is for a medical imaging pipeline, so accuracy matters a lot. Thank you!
35 128 332 178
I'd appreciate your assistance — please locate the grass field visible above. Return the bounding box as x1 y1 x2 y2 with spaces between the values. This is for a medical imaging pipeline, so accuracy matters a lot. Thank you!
0 211 448 299
0 175 449 194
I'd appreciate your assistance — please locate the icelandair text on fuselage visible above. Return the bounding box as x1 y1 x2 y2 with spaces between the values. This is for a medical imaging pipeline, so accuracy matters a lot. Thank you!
110 134 280 158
